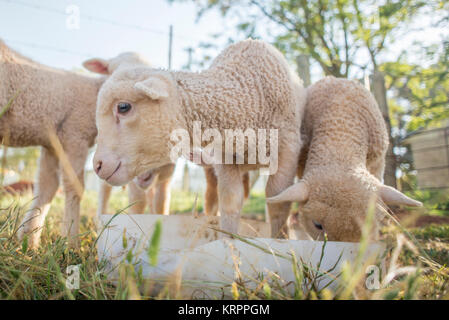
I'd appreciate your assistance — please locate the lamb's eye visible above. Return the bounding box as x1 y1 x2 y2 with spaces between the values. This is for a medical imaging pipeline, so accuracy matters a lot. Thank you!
313 220 323 230
117 102 132 114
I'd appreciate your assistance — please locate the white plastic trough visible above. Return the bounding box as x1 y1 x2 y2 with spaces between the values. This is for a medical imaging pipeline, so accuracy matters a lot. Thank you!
97 213 385 298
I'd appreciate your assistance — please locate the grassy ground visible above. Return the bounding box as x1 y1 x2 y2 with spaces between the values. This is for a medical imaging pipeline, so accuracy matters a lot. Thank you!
0 188 448 299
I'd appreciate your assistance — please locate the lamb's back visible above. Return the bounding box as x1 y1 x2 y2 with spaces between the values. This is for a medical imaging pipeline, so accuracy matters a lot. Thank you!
304 76 388 167
0 45 100 147
204 39 304 129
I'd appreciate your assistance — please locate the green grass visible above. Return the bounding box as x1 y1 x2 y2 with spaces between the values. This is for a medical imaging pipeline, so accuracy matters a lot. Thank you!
412 225 449 241
0 188 448 300
405 188 449 216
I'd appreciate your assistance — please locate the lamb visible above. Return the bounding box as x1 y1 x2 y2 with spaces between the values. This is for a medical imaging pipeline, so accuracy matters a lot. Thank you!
83 56 178 217
0 40 148 248
86 75 249 218
267 76 422 242
92 39 307 237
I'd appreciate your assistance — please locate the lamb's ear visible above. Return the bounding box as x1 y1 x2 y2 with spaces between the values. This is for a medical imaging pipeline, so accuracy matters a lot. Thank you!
82 58 110 75
134 77 169 100
378 185 422 207
266 181 309 203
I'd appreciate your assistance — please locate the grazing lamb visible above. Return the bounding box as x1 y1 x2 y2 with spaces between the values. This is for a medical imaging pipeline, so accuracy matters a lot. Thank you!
0 39 147 248
267 76 422 242
92 39 306 237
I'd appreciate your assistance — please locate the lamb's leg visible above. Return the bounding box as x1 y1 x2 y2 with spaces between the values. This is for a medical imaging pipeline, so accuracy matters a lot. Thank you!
17 147 60 249
60 144 88 248
97 180 112 216
153 180 171 215
266 142 300 238
204 167 219 216
215 165 244 235
127 181 147 214
242 172 250 200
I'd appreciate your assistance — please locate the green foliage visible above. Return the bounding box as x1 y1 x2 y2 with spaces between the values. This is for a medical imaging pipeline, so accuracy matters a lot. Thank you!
148 220 162 266
404 187 449 216
169 0 448 147
170 0 430 77
412 225 449 241
383 43 449 130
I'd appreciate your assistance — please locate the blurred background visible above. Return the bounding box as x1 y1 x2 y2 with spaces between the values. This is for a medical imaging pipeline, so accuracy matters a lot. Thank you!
0 0 448 219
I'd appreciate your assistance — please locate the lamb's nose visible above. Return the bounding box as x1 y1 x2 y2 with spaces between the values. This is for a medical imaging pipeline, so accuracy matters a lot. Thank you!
95 160 102 175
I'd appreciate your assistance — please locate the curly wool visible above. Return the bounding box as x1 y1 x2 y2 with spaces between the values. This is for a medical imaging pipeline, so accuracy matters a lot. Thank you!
94 39 307 237
96 39 307 173
1 40 153 248
301 76 388 178
297 76 389 241
0 39 103 147
174 39 305 137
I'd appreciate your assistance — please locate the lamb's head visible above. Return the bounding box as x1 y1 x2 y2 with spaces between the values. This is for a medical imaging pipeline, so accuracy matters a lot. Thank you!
267 168 422 242
92 67 182 186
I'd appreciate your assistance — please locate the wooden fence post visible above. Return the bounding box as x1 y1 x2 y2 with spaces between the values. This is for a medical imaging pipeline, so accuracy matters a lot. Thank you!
370 70 397 188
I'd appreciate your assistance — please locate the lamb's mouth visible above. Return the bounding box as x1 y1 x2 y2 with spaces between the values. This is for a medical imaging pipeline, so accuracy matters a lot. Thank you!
106 162 121 181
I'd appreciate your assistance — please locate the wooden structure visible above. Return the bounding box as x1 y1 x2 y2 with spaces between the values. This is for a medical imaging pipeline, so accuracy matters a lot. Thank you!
402 126 449 189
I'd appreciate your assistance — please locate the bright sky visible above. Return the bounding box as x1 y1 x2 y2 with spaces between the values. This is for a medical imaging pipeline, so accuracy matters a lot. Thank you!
1 1 445 77
0 0 446 187
0 0 228 184
0 0 224 70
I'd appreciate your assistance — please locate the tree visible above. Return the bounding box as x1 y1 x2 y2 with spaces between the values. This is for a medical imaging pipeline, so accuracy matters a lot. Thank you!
171 0 426 75
170 0 437 187
383 42 449 131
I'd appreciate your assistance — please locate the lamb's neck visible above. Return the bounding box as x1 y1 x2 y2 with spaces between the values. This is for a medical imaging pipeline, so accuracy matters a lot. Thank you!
171 70 221 134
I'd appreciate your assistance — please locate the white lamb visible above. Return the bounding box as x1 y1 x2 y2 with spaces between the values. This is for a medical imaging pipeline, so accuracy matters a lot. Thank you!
267 76 422 242
0 40 149 248
92 39 307 237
